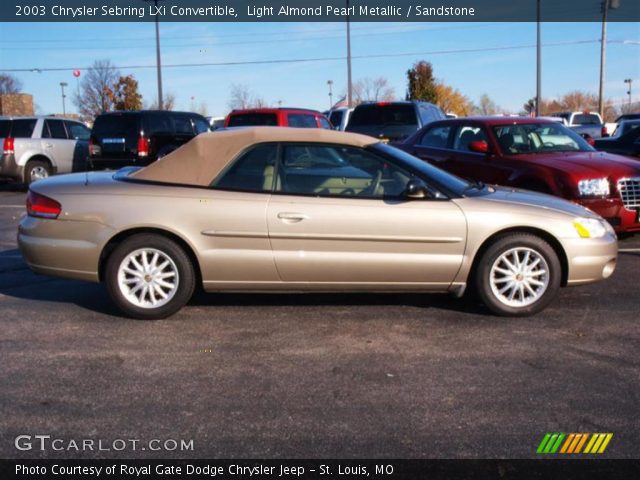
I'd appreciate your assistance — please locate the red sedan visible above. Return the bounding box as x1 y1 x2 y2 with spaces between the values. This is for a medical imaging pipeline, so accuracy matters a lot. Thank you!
398 117 640 233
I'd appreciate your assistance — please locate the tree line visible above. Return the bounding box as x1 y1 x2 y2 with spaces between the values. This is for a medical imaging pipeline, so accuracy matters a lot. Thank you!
1 58 637 122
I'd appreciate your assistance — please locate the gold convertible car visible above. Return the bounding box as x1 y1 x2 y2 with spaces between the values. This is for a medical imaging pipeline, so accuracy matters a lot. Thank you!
18 128 617 319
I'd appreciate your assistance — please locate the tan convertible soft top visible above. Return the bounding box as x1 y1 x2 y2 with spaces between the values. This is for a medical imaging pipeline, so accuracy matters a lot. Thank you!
130 127 379 186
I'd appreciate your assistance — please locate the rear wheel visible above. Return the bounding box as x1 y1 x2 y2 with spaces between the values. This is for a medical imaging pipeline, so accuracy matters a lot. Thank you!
105 234 196 319
475 233 561 316
24 159 51 185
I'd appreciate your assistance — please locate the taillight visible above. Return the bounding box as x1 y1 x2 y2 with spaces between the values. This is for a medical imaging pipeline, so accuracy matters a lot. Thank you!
3 137 15 155
137 136 149 158
601 125 608 138
26 191 61 219
88 138 100 156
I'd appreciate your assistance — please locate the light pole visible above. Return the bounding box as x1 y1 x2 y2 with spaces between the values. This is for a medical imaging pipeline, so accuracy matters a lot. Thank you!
145 0 164 110
327 80 334 109
59 82 68 116
536 0 541 117
346 0 352 107
624 78 632 109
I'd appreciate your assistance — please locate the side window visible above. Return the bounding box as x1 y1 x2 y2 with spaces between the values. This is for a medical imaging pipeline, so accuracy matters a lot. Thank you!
65 121 90 140
280 144 412 198
318 116 332 130
418 125 452 148
146 115 172 135
44 119 68 139
329 111 343 127
212 144 278 193
287 114 318 128
452 125 488 152
173 115 193 135
192 117 210 134
10 119 37 138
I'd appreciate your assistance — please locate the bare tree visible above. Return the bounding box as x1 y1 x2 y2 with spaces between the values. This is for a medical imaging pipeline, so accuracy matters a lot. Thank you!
0 73 23 94
74 59 120 121
147 92 176 110
227 84 266 110
475 94 500 115
352 77 395 104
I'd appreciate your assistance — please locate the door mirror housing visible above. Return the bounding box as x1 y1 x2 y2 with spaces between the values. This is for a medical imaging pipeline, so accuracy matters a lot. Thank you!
469 140 489 154
404 178 431 199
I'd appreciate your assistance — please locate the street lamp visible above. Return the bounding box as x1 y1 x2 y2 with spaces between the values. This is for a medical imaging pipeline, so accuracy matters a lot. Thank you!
59 82 68 116
144 0 164 110
624 78 632 108
327 80 334 109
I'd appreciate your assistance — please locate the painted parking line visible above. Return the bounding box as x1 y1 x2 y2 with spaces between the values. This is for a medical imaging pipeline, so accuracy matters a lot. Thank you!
619 248 640 252
0 205 24 208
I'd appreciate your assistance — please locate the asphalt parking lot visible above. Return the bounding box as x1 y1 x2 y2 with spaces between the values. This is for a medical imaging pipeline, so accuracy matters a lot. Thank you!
1 183 639 459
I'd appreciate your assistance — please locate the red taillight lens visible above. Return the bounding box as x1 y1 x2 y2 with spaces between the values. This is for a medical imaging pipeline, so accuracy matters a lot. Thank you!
26 191 61 219
137 136 149 157
88 138 98 156
601 126 608 138
3 137 15 155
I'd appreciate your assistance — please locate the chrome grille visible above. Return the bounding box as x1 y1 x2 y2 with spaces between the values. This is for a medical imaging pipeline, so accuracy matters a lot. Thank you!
617 178 640 209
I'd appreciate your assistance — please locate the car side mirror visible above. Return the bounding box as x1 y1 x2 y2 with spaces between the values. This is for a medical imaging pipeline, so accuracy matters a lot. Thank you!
404 179 431 199
469 140 489 154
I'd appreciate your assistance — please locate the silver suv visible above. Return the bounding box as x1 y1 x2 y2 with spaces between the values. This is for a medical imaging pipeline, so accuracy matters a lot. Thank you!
0 116 90 185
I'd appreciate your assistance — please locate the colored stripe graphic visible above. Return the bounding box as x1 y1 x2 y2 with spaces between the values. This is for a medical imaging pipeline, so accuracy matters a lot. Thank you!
538 433 612 454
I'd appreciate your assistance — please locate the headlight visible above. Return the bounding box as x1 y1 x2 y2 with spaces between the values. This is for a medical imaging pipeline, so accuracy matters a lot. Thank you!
573 217 611 238
577 178 609 197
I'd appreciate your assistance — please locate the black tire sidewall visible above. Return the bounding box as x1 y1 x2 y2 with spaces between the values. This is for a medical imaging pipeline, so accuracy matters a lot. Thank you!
475 234 561 317
105 234 196 320
24 159 51 185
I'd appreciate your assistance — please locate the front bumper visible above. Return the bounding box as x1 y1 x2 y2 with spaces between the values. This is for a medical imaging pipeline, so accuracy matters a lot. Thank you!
18 216 115 283
0 154 23 181
562 234 618 286
578 197 640 233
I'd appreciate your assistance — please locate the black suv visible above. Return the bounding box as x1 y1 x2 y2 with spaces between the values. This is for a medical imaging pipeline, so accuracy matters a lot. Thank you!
88 110 210 170
345 101 445 142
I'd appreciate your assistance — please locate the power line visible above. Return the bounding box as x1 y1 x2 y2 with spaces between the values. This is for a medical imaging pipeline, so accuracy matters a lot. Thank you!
3 38 633 73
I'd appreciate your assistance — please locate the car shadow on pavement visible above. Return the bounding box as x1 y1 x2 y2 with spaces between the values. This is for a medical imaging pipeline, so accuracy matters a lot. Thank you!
189 290 488 316
0 181 26 192
0 249 488 319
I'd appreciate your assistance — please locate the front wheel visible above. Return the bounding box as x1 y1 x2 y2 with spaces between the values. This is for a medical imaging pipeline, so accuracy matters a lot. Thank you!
105 234 196 319
475 233 561 317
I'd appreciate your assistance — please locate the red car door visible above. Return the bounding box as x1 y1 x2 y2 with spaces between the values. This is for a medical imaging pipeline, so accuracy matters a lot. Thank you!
410 124 455 166
444 124 516 185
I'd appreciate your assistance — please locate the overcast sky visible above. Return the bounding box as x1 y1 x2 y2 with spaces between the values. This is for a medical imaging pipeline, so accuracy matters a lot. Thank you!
1 21 638 116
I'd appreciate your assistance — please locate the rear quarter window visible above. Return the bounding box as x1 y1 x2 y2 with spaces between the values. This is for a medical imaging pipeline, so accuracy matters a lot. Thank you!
10 119 37 138
0 120 11 137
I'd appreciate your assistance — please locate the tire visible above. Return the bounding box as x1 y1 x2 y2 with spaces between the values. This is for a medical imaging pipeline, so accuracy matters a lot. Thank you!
24 159 51 185
474 233 561 317
105 234 196 320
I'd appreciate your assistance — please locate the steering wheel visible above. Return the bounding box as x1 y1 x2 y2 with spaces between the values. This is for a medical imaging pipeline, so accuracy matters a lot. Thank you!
363 170 383 196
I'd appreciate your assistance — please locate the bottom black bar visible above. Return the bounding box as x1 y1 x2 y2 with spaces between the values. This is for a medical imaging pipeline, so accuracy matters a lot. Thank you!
2 459 639 480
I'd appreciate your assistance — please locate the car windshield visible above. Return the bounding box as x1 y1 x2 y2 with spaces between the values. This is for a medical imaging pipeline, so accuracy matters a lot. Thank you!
371 143 471 196
349 104 417 127
492 123 594 154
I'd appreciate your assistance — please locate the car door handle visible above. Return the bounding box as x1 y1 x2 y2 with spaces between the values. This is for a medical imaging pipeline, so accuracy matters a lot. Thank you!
44 143 53 148
277 212 308 222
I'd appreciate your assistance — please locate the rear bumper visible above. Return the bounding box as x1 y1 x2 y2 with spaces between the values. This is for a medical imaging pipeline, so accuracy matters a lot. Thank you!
18 216 115 283
0 154 23 181
562 234 618 286
578 197 640 233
